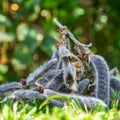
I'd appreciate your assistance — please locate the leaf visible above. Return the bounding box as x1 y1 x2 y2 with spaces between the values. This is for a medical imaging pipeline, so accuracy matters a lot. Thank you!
40 34 56 56
0 65 8 74
24 0 41 21
17 23 40 52
0 32 14 42
39 94 71 109
0 14 11 27
43 0 58 8
11 58 26 70
13 48 33 65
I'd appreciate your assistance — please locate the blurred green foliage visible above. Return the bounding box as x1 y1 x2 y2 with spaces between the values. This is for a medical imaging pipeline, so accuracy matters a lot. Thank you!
0 0 120 82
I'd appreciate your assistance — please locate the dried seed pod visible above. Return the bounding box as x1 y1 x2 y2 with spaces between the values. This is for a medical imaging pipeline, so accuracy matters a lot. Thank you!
59 27 71 50
64 73 78 92
51 49 59 59
26 58 58 86
44 89 67 103
35 69 62 86
58 45 72 58
58 84 72 93
75 95 107 109
50 99 64 107
75 45 92 57
110 67 119 76
0 82 22 95
58 45 84 79
46 70 64 91
62 57 78 92
110 88 115 95
90 55 110 105
35 78 49 87
9 89 46 100
58 45 79 61
56 58 63 69
78 78 90 95
44 89 107 108
110 77 120 92
71 59 84 81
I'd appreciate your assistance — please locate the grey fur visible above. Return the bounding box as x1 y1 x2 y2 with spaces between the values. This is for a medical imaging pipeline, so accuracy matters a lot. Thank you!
9 89 46 100
58 45 80 62
2 19 120 109
62 57 78 91
110 88 115 98
26 58 58 86
9 89 64 107
110 67 119 76
50 99 64 107
44 89 107 108
58 45 73 58
51 50 59 59
78 79 90 95
0 82 22 94
110 77 120 92
35 69 62 86
46 71 64 91
90 55 110 105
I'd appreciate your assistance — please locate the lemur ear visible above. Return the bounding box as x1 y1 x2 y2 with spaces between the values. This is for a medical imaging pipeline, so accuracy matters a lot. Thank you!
90 55 110 105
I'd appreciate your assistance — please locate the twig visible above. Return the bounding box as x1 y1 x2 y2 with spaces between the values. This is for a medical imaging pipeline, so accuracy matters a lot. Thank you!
53 18 92 48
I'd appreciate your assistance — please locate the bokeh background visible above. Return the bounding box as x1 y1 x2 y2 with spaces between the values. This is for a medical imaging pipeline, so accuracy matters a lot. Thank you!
0 0 120 83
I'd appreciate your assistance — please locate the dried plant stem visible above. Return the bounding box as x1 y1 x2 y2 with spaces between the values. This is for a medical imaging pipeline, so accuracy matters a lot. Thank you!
53 18 92 48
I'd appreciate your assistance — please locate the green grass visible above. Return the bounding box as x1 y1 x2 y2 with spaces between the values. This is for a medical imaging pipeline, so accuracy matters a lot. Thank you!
0 97 120 120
